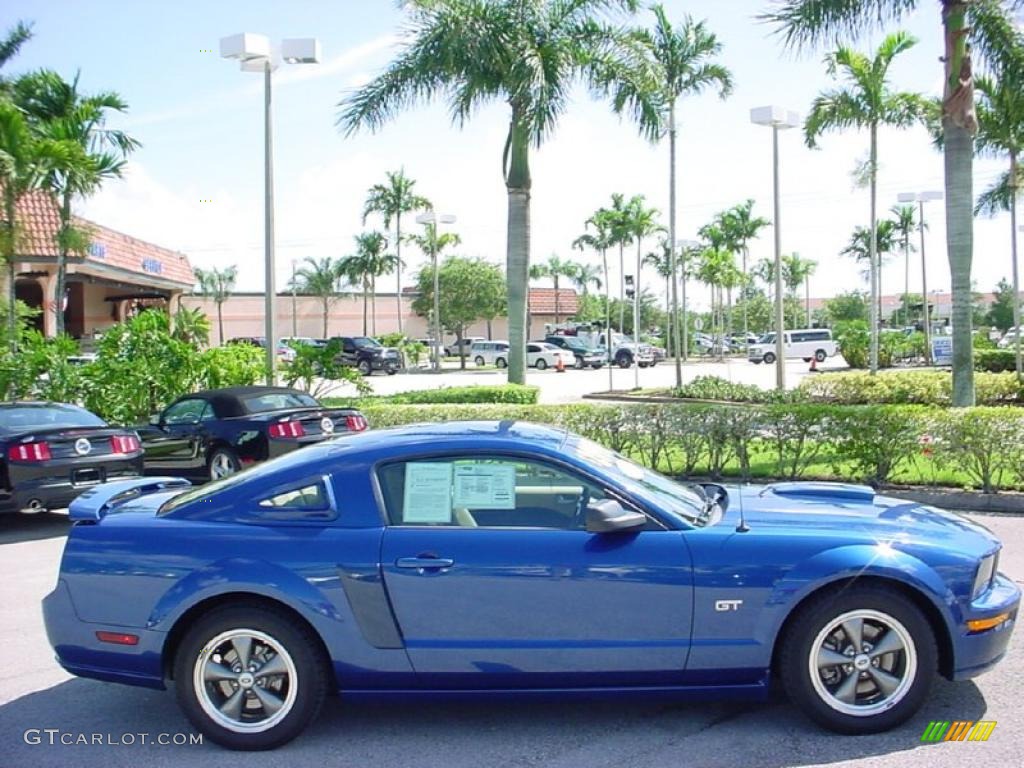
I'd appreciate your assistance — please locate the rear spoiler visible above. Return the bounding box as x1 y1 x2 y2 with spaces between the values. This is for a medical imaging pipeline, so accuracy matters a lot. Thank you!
69 477 191 522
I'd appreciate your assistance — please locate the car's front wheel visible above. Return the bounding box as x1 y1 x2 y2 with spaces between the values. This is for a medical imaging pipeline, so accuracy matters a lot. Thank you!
763 352 776 364
174 605 328 750
495 357 507 369
357 359 372 376
778 585 936 734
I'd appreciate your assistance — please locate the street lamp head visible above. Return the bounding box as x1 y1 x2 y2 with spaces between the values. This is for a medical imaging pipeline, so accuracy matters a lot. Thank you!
896 192 917 203
220 33 271 62
676 239 700 249
898 190 944 203
281 38 321 64
416 212 456 225
750 105 800 130
920 190 944 202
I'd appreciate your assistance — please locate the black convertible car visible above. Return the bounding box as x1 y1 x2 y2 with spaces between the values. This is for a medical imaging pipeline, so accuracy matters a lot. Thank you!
0 402 143 515
137 386 368 481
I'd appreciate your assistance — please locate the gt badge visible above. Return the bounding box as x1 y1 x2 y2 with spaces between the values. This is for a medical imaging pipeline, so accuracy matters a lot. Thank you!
715 599 743 612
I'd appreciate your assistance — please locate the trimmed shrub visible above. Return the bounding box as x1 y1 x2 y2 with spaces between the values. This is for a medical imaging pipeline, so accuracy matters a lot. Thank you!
927 408 1024 493
975 349 1017 372
327 384 539 408
801 370 1023 406
825 405 930 486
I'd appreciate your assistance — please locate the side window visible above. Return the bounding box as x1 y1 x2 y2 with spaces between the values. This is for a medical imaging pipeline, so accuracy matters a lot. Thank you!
377 457 611 530
527 344 539 353
164 399 207 425
258 480 330 511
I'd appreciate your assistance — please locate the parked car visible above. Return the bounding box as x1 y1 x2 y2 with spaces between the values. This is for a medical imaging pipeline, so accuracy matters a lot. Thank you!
327 336 401 375
526 342 575 370
45 421 1019 749
136 386 368 482
227 336 296 363
281 337 326 349
446 336 485 357
998 328 1022 349
0 402 143 515
748 328 838 364
471 339 511 367
694 332 734 355
542 336 606 368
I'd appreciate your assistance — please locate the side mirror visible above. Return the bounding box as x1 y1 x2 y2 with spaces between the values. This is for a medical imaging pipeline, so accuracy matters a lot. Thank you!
586 499 646 534
697 483 730 513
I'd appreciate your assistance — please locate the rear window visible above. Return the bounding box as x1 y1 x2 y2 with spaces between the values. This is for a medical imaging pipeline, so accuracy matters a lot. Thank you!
0 405 105 434
241 392 319 414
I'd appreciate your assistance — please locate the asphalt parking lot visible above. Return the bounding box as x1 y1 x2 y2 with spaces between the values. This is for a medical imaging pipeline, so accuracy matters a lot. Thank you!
323 356 838 403
0 510 1020 768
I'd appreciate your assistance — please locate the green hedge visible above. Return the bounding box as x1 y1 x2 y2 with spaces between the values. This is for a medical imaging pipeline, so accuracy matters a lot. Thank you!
325 383 539 408
359 401 1024 493
975 349 1018 372
800 370 1023 406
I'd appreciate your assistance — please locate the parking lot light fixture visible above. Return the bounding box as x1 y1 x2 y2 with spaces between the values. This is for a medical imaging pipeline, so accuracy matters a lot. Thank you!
751 106 799 391
220 33 320 383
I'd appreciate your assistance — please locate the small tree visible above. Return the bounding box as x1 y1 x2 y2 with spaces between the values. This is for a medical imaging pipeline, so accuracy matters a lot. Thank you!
412 256 506 370
987 278 1017 331
295 257 343 338
192 265 237 345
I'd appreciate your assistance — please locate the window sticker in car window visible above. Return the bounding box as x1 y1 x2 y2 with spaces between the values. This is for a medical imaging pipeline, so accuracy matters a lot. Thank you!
453 463 515 509
402 462 453 523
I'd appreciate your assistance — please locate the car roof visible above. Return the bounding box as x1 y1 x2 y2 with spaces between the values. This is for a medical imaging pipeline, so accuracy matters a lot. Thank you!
325 420 568 456
176 386 312 418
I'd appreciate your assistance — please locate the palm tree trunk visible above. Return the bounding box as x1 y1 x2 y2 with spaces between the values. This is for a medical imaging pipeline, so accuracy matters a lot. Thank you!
505 115 531 385
742 246 749 344
217 301 224 346
4 195 16 349
395 212 403 334
869 122 879 374
903 235 910 327
54 191 74 336
554 275 560 325
362 276 369 336
1010 151 1021 382
633 239 641 389
805 275 811 327
371 274 377 336
668 104 682 385
618 243 625 333
603 248 612 389
943 0 976 406
322 297 328 338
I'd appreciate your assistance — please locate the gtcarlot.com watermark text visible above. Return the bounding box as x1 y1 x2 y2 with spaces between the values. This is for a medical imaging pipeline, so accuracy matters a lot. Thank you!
24 729 202 746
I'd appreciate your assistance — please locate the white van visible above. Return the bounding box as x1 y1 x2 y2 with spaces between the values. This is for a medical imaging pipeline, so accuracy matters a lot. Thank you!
748 328 838 364
471 340 511 368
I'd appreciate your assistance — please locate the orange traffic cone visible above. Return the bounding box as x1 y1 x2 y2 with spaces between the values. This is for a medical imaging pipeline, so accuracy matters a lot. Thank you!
556 355 566 373
809 356 818 373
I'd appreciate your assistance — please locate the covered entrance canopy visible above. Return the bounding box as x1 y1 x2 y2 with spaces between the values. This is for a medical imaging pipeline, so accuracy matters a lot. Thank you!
11 190 194 339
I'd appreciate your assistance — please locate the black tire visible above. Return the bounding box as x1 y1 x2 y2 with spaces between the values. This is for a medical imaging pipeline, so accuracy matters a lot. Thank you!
815 349 827 363
616 353 632 369
495 357 507 369
386 369 397 376
592 363 604 369
778 584 937 734
208 447 241 482
802 357 811 363
763 352 776 365
357 359 372 376
474 355 485 367
173 604 328 750
751 359 762 365
535 358 548 370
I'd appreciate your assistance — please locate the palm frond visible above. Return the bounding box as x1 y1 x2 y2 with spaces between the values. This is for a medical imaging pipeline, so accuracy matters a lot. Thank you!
974 168 1021 217
760 0 918 51
804 88 869 147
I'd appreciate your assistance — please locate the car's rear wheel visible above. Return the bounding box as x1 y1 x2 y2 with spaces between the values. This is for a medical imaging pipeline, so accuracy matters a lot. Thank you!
778 585 936 734
208 448 241 481
616 353 632 368
535 358 548 370
495 357 507 369
815 349 827 363
357 359 372 376
174 605 328 750
474 355 485 366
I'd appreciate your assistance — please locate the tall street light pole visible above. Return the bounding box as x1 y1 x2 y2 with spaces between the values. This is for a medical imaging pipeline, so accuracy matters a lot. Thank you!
898 191 943 366
415 212 456 371
221 34 320 383
751 106 799 392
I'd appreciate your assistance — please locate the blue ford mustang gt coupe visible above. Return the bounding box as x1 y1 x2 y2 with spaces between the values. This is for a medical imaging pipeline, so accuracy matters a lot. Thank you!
43 421 1019 750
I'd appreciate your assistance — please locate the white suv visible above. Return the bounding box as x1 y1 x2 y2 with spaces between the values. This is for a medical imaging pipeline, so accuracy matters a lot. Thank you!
748 328 837 364
471 340 511 368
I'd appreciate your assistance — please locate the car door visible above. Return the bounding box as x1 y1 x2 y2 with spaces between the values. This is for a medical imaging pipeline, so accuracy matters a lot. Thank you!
140 398 208 471
377 454 694 684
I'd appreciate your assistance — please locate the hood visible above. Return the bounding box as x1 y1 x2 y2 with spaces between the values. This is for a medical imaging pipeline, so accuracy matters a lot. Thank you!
721 482 1000 558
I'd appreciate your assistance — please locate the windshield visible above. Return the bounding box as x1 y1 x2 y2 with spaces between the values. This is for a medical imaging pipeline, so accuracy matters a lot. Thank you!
241 392 319 413
570 437 705 525
758 333 775 344
353 337 380 348
0 404 106 434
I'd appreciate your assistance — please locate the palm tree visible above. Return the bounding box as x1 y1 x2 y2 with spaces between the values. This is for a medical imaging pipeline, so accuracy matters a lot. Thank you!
574 209 617 384
697 219 735 337
781 253 817 327
192 265 238 345
804 31 928 373
609 5 733 385
362 169 432 333
605 192 635 333
343 231 398 336
841 220 898 322
0 101 77 346
696 246 741 357
721 199 770 342
529 255 580 326
570 263 603 297
16 70 139 336
643 238 673 327
339 0 644 384
973 73 1024 380
296 256 343 338
765 0 1024 404
407 222 461 362
889 203 918 327
625 195 662 366
0 21 32 92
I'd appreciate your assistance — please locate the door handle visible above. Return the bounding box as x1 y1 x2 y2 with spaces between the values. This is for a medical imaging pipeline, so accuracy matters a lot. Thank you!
395 556 455 570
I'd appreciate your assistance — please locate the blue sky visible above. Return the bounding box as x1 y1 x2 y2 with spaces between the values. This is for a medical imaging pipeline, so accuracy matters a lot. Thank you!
3 0 1016 306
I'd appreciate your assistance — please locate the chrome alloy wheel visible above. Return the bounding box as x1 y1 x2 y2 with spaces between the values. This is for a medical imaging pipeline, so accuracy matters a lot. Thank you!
194 629 298 734
809 609 917 717
210 452 238 480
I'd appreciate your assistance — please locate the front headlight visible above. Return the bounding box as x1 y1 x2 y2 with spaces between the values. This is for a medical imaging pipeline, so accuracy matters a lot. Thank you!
972 552 998 599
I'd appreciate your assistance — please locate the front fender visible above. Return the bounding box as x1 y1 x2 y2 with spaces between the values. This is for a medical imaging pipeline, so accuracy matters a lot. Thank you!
761 543 957 651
